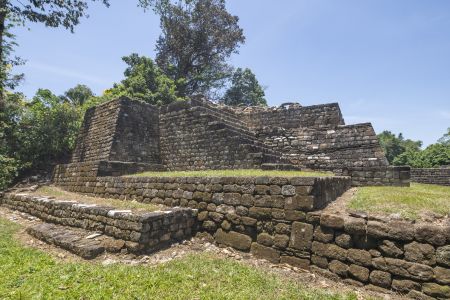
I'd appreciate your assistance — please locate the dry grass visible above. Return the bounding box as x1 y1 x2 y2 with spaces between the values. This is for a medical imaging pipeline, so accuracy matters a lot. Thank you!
349 183 450 220
31 186 162 212
128 169 333 178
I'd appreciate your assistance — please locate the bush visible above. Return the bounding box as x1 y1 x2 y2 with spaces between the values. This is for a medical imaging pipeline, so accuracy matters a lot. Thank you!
0 155 19 190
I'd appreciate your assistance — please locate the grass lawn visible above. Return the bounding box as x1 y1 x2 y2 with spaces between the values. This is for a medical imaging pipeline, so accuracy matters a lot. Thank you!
31 186 161 212
128 169 333 178
0 219 358 300
349 183 450 220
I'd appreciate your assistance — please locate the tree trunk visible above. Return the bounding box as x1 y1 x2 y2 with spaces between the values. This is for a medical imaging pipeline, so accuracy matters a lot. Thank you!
0 3 6 104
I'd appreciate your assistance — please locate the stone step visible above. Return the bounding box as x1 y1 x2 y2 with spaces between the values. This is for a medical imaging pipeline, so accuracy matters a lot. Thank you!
27 223 108 259
2 193 196 254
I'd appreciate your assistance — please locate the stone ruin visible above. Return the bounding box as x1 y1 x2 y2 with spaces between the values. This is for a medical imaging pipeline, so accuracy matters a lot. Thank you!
69 96 409 186
2 96 449 299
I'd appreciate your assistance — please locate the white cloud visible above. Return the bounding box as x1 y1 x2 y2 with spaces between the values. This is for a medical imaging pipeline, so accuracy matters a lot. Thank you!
28 62 111 85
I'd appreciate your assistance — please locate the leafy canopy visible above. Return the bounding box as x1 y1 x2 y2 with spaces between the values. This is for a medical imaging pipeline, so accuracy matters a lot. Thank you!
377 130 422 164
139 0 245 98
102 54 185 105
222 68 266 106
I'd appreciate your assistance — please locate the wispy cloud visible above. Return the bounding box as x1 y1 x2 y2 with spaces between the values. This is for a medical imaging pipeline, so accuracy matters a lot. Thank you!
28 62 111 85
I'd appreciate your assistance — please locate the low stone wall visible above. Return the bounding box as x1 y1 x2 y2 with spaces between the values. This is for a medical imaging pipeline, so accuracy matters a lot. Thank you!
1 193 196 253
309 212 450 299
343 166 411 187
411 168 450 186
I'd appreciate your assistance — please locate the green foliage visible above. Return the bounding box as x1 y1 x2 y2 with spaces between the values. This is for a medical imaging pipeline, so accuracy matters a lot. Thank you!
103 54 185 105
393 143 450 168
0 87 85 187
438 127 450 146
377 130 422 164
222 68 267 106
62 84 94 106
0 154 18 190
16 89 81 169
140 0 245 98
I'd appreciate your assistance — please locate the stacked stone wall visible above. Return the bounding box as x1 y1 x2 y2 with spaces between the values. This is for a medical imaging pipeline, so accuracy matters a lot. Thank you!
256 123 388 171
1 193 195 253
233 103 345 130
411 168 450 186
49 173 448 297
71 100 121 162
159 101 284 170
344 166 411 187
109 98 161 164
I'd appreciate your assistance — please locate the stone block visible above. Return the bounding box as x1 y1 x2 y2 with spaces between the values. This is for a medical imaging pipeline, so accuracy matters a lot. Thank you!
391 279 420 293
347 249 372 267
257 233 274 247
369 270 391 288
328 260 348 277
214 229 252 251
348 264 369 282
320 214 344 229
280 256 310 269
404 241 436 265
434 266 450 285
250 243 280 263
422 283 450 298
289 222 313 250
436 245 450 267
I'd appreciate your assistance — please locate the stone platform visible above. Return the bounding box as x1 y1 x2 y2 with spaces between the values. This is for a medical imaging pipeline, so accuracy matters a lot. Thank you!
1 193 196 256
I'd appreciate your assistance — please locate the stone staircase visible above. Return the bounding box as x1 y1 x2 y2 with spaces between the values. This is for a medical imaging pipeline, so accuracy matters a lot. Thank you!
1 192 196 259
194 101 297 169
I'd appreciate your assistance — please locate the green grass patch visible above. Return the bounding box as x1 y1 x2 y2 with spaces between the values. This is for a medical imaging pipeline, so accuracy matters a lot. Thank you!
0 218 357 300
128 169 333 178
349 183 450 220
32 186 161 212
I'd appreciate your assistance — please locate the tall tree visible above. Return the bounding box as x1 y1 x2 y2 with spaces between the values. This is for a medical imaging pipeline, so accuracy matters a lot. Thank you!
222 68 266 106
377 131 422 164
101 54 185 105
63 84 94 106
0 0 110 96
139 0 245 98
438 127 450 146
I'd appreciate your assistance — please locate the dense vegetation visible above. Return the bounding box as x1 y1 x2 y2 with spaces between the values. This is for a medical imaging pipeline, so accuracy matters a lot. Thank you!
377 129 450 167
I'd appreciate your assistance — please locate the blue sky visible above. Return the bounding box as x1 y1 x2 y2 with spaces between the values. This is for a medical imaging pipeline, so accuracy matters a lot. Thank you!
12 0 450 146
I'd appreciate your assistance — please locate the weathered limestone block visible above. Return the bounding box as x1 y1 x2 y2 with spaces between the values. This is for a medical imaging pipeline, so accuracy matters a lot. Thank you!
378 240 403 258
369 270 391 288
343 216 366 235
214 229 252 251
335 233 352 249
289 222 313 250
436 245 450 267
250 243 280 263
280 256 310 269
257 233 274 247
371 257 434 281
422 283 450 298
329 260 348 277
391 279 421 293
348 264 370 282
347 249 372 267
415 224 447 246
434 266 450 285
313 226 334 243
320 214 344 229
311 242 347 261
404 242 436 265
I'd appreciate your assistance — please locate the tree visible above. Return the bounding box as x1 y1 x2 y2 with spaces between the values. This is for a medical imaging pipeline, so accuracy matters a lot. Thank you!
222 68 266 106
377 131 422 164
101 54 185 105
0 0 110 96
139 0 245 98
438 127 450 146
62 84 94 106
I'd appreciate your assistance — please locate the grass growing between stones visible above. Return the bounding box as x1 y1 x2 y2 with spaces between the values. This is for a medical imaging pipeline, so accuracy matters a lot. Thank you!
349 183 450 220
31 186 162 212
129 169 333 178
0 219 359 300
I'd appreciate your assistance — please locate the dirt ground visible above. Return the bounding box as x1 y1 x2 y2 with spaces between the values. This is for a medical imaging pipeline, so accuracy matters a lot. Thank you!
0 206 407 300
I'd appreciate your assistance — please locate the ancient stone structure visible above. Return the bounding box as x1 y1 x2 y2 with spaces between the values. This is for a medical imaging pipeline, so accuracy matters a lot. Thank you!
49 170 450 298
411 167 450 186
66 96 409 186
